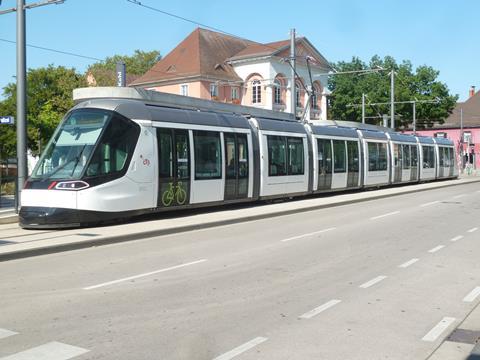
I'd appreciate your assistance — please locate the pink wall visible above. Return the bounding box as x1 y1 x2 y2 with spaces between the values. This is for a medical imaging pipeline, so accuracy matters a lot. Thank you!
403 128 480 169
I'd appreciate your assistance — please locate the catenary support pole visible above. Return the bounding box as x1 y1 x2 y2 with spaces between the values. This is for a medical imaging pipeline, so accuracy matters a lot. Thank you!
362 93 365 124
16 0 27 212
390 70 395 129
290 28 296 118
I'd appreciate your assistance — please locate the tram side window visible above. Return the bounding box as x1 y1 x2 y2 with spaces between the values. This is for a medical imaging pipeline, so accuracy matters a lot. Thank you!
268 136 304 176
268 136 287 176
402 145 411 169
287 137 304 175
347 141 359 172
422 146 435 168
439 147 445 167
333 140 346 173
194 131 221 180
368 142 388 171
86 114 140 178
157 129 173 178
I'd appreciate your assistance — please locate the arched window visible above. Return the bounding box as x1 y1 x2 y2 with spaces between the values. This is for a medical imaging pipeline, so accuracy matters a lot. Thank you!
274 79 282 105
311 82 322 111
252 80 262 104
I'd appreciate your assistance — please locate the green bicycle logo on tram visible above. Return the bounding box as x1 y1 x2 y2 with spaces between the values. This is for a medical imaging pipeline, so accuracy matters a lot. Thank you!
161 181 187 207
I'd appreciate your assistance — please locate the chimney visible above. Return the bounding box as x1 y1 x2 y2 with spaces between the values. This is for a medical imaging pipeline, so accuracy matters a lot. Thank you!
470 85 476 98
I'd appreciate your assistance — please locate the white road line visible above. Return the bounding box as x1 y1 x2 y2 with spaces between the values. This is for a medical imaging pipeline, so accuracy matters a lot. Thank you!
463 287 480 303
467 227 478 233
422 317 456 342
398 258 419 268
0 328 18 340
453 194 466 199
428 245 445 253
420 201 441 207
450 235 464 242
83 259 207 290
299 299 341 319
213 337 268 360
0 341 89 360
359 275 387 289
369 211 400 220
280 228 336 242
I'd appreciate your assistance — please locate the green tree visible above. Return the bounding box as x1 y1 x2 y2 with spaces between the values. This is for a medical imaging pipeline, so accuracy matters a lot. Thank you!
87 49 161 86
0 65 86 158
328 56 457 129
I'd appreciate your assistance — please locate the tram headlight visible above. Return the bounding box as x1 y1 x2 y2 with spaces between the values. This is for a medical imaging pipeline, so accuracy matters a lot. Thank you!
55 180 90 191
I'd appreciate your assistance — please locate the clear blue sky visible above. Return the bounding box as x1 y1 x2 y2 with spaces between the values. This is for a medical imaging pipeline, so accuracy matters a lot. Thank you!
0 0 478 102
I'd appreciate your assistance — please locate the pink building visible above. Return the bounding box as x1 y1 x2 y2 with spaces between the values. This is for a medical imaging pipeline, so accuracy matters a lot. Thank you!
403 86 480 169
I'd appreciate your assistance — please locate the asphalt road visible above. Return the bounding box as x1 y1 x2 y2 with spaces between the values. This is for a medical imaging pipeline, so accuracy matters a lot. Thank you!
1 182 480 360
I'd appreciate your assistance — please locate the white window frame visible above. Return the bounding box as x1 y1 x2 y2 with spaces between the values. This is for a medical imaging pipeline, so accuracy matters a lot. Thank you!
210 83 218 98
180 84 189 96
252 80 261 104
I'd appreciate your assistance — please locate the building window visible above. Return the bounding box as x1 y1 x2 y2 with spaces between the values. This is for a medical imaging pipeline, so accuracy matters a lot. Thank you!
463 131 472 144
295 84 301 108
231 87 239 100
210 83 218 98
193 131 221 180
252 80 261 104
434 132 446 138
274 79 281 105
180 84 188 96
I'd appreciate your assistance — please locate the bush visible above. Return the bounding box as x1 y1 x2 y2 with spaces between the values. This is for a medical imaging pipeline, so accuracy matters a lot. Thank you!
0 181 15 196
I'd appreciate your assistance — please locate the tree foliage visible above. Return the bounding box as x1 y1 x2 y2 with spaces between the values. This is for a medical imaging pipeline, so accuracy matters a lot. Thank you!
328 56 458 129
0 65 86 158
87 49 161 86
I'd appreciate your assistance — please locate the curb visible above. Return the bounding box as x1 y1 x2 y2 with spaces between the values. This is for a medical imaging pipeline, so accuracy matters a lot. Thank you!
1 177 480 262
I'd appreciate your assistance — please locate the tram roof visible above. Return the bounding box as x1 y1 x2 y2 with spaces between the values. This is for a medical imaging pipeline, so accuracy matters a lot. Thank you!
388 132 417 143
73 87 296 122
310 125 359 138
358 129 389 140
433 137 454 146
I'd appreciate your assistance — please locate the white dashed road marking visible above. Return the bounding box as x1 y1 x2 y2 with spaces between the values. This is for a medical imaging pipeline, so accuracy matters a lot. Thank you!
280 228 336 242
450 235 463 242
422 317 456 342
428 245 445 253
398 258 419 268
83 259 207 290
299 300 342 319
370 211 400 220
0 341 89 360
359 276 387 289
0 329 17 340
213 337 268 360
463 287 480 303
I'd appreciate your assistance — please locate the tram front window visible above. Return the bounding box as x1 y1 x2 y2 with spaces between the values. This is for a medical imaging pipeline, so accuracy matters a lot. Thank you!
32 109 110 180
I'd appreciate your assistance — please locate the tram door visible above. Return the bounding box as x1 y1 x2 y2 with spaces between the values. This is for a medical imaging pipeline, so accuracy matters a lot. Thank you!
393 144 402 182
410 145 419 181
224 133 249 200
317 138 332 190
347 141 359 187
156 128 190 207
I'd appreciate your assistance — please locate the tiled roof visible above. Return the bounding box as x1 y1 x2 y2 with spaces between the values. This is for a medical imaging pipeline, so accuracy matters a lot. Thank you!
434 91 480 129
131 28 256 86
229 39 290 60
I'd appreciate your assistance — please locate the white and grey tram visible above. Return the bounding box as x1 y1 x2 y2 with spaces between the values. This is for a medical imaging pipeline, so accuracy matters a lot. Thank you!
20 87 458 228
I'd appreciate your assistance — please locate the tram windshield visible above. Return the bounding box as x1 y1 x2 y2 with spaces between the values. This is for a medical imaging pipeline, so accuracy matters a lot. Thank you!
31 109 111 180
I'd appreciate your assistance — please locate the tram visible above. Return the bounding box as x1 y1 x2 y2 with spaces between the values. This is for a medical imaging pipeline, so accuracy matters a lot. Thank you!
19 87 458 228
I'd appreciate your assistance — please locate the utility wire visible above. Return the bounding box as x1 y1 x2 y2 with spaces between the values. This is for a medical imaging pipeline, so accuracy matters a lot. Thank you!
0 38 103 61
